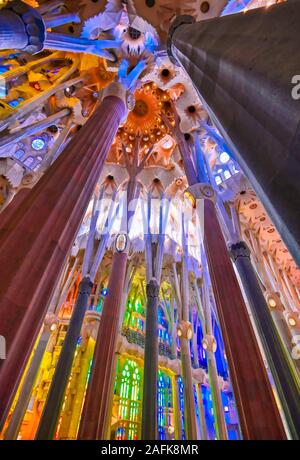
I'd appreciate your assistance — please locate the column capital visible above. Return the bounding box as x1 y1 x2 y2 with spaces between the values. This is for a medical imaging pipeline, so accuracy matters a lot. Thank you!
43 313 59 334
83 312 101 341
78 276 93 295
229 241 251 261
185 182 216 203
101 82 129 122
146 278 159 298
177 320 193 340
4 1 45 54
192 367 206 384
114 233 130 254
202 334 217 353
284 311 300 331
264 291 285 313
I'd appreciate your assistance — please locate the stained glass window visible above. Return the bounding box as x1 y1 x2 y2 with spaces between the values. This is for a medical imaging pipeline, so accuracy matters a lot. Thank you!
114 359 142 440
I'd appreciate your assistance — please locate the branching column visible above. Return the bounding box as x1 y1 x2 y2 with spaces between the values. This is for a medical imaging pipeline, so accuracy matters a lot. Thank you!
229 242 300 438
199 264 228 440
141 194 170 439
179 243 198 440
174 142 286 438
195 381 207 441
172 374 183 440
0 1 45 53
36 185 117 439
0 84 127 429
167 2 300 268
35 277 93 440
203 197 285 439
141 279 160 440
3 314 58 440
78 244 128 439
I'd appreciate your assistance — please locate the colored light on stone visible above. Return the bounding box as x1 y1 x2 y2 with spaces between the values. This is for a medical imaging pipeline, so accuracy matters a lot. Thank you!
31 138 45 151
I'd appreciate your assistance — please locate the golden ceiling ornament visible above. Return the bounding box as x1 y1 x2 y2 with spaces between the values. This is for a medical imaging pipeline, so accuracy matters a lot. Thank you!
157 64 176 85
167 83 185 101
97 63 116 83
117 82 175 149
184 102 205 122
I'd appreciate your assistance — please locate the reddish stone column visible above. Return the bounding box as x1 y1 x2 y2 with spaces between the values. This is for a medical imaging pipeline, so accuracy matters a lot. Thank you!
78 247 128 439
0 188 30 231
203 198 285 439
0 87 126 429
179 137 285 438
167 3 300 268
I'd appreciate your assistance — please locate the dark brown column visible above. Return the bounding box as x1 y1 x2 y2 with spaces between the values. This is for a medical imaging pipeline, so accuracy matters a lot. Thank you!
35 277 93 440
178 136 286 437
204 198 285 439
78 249 128 439
167 1 300 268
229 242 300 439
0 92 126 429
141 279 159 440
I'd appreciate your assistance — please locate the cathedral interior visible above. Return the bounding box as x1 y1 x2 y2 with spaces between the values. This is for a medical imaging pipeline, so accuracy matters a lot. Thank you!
0 0 299 441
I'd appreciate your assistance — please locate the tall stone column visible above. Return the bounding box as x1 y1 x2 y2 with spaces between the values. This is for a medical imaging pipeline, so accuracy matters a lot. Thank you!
265 292 300 377
141 279 159 440
172 375 183 441
264 291 300 384
201 270 228 440
179 334 197 440
35 277 93 440
203 334 228 440
177 131 286 438
3 314 58 440
203 197 285 439
195 383 207 441
0 1 45 53
167 1 300 268
0 84 127 430
178 234 198 440
78 238 129 439
229 241 300 438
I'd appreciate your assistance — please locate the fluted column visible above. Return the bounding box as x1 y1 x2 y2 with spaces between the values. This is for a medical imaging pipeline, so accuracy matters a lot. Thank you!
201 271 228 440
78 243 129 439
0 1 45 53
66 335 95 439
265 290 300 377
3 314 58 440
141 279 159 440
177 130 286 438
195 382 207 441
179 335 197 440
203 198 285 439
203 334 228 440
178 238 198 440
229 241 300 438
35 277 93 440
167 1 300 268
0 85 127 430
172 374 183 440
